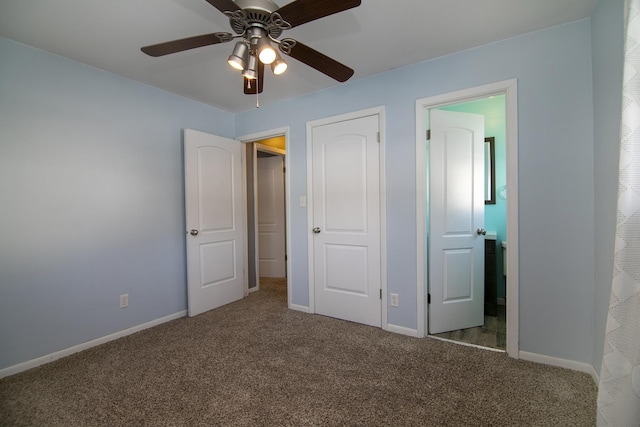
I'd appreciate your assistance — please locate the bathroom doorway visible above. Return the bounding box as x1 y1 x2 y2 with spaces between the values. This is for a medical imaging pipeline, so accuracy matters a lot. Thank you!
415 79 519 357
430 95 507 350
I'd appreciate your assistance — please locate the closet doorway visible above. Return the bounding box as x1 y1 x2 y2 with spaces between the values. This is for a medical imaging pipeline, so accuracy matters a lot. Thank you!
245 135 289 294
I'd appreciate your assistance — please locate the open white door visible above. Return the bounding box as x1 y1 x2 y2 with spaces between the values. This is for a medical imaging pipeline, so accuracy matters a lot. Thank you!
429 110 485 334
257 155 286 278
184 129 245 317
310 114 381 327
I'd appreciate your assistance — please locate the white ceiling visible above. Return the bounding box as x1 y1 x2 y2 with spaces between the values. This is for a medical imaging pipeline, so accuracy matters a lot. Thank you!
0 0 596 113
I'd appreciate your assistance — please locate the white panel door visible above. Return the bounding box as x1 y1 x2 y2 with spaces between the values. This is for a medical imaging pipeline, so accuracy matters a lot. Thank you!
311 115 381 327
184 129 245 317
429 110 485 334
257 155 286 278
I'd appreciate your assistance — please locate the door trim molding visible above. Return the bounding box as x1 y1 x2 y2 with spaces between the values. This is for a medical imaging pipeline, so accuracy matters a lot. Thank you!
306 106 387 330
237 127 292 308
415 79 519 358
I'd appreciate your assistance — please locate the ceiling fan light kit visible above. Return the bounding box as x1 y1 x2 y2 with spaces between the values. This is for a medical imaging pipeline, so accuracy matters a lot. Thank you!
242 52 259 80
227 41 248 70
141 0 361 96
254 32 277 65
271 54 288 75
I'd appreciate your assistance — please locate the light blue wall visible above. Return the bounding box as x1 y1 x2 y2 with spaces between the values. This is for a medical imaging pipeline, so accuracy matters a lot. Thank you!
1 13 610 370
439 96 507 298
0 37 234 370
236 20 596 362
591 0 624 375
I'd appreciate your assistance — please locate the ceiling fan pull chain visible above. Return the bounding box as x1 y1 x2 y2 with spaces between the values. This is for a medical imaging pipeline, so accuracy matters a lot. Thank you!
256 75 260 108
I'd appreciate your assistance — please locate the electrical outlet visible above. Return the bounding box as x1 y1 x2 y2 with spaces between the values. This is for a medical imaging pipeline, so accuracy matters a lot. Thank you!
120 294 129 309
390 293 399 307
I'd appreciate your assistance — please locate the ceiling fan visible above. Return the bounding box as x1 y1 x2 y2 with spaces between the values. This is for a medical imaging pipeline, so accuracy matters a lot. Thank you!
141 0 361 95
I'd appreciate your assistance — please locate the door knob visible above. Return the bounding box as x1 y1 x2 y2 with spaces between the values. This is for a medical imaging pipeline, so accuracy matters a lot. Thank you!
476 228 486 235
189 229 199 236
312 227 321 234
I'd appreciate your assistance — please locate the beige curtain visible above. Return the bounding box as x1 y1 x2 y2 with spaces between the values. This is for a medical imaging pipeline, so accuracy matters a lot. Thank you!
596 0 640 425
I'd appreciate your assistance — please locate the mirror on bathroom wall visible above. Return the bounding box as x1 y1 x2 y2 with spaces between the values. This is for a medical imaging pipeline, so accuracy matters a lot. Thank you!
485 137 496 205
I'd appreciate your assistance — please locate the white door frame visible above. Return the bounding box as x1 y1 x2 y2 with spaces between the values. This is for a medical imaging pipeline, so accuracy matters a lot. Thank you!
306 106 388 330
415 79 519 358
237 127 292 306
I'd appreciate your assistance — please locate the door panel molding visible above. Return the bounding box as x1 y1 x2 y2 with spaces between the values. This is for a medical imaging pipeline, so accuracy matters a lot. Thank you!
257 155 286 278
306 106 387 330
184 129 246 317
429 110 485 334
415 79 519 357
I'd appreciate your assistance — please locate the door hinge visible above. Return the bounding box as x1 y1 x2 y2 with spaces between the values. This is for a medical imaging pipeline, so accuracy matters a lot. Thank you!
377 132 380 143
283 166 286 173
428 293 431 304
426 129 431 140
285 254 288 261
380 289 382 300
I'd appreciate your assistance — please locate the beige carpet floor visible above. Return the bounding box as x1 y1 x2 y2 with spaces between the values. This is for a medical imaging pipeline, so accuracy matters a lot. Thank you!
0 278 597 426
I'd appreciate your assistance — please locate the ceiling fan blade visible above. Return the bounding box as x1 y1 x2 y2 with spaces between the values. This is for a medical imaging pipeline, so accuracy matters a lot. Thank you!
141 32 233 57
274 0 361 28
204 0 241 14
282 40 354 82
244 62 265 95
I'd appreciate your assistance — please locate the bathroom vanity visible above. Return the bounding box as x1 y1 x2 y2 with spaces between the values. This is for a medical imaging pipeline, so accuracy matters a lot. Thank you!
484 232 498 316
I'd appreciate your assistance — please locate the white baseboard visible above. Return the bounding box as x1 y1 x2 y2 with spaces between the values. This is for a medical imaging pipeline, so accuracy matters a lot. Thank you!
0 310 187 379
385 323 419 337
588 364 600 384
288 303 310 313
519 351 599 384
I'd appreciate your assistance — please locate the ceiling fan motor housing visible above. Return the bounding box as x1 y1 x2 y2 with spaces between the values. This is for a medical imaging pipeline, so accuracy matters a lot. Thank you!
229 0 284 39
